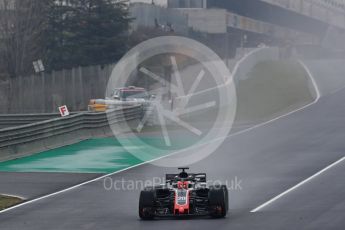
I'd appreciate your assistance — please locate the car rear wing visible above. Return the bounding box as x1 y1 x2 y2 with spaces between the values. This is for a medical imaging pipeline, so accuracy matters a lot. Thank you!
165 173 207 183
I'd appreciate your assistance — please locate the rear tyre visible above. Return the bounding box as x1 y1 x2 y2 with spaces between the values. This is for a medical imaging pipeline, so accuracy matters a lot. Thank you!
208 185 228 218
139 190 155 220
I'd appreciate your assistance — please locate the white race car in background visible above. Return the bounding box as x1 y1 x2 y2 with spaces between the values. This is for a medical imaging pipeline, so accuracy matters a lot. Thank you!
88 86 149 112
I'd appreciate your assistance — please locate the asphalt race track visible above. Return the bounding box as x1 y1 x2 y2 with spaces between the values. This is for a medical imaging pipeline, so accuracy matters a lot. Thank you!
1 87 345 229
0 172 101 199
0 122 255 201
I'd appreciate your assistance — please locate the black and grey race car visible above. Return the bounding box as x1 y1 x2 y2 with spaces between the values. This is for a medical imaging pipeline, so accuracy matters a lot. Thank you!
139 168 229 219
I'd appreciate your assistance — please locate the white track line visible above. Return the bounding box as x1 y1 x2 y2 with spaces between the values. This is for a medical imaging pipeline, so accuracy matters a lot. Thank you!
251 156 345 212
0 160 163 214
298 59 321 100
0 60 320 215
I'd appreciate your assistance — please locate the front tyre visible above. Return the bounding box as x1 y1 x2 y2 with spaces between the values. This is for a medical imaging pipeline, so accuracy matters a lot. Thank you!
139 190 155 220
208 185 229 218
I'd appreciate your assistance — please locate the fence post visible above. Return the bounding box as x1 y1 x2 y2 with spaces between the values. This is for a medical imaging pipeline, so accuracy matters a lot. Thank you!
72 67 77 111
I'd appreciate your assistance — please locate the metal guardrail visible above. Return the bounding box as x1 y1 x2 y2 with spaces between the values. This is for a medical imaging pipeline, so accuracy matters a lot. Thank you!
0 113 76 128
0 106 143 161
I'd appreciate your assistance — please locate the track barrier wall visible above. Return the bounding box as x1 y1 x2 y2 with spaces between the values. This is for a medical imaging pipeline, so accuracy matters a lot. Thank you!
0 106 143 162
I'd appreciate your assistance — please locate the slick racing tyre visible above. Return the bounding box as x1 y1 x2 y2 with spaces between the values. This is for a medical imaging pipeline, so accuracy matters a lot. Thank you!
139 190 155 220
208 185 229 218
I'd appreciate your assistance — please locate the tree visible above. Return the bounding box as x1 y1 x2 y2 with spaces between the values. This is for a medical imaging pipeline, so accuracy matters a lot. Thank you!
45 0 131 70
0 0 50 78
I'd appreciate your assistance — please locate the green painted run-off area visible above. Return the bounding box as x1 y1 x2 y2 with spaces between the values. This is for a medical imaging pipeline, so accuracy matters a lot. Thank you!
0 134 195 174
0 138 142 174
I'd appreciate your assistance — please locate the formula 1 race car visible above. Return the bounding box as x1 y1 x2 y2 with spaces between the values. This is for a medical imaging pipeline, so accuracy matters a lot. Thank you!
139 168 229 220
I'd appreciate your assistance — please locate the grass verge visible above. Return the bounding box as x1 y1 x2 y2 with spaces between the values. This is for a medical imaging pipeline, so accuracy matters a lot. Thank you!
0 195 23 210
236 60 315 123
